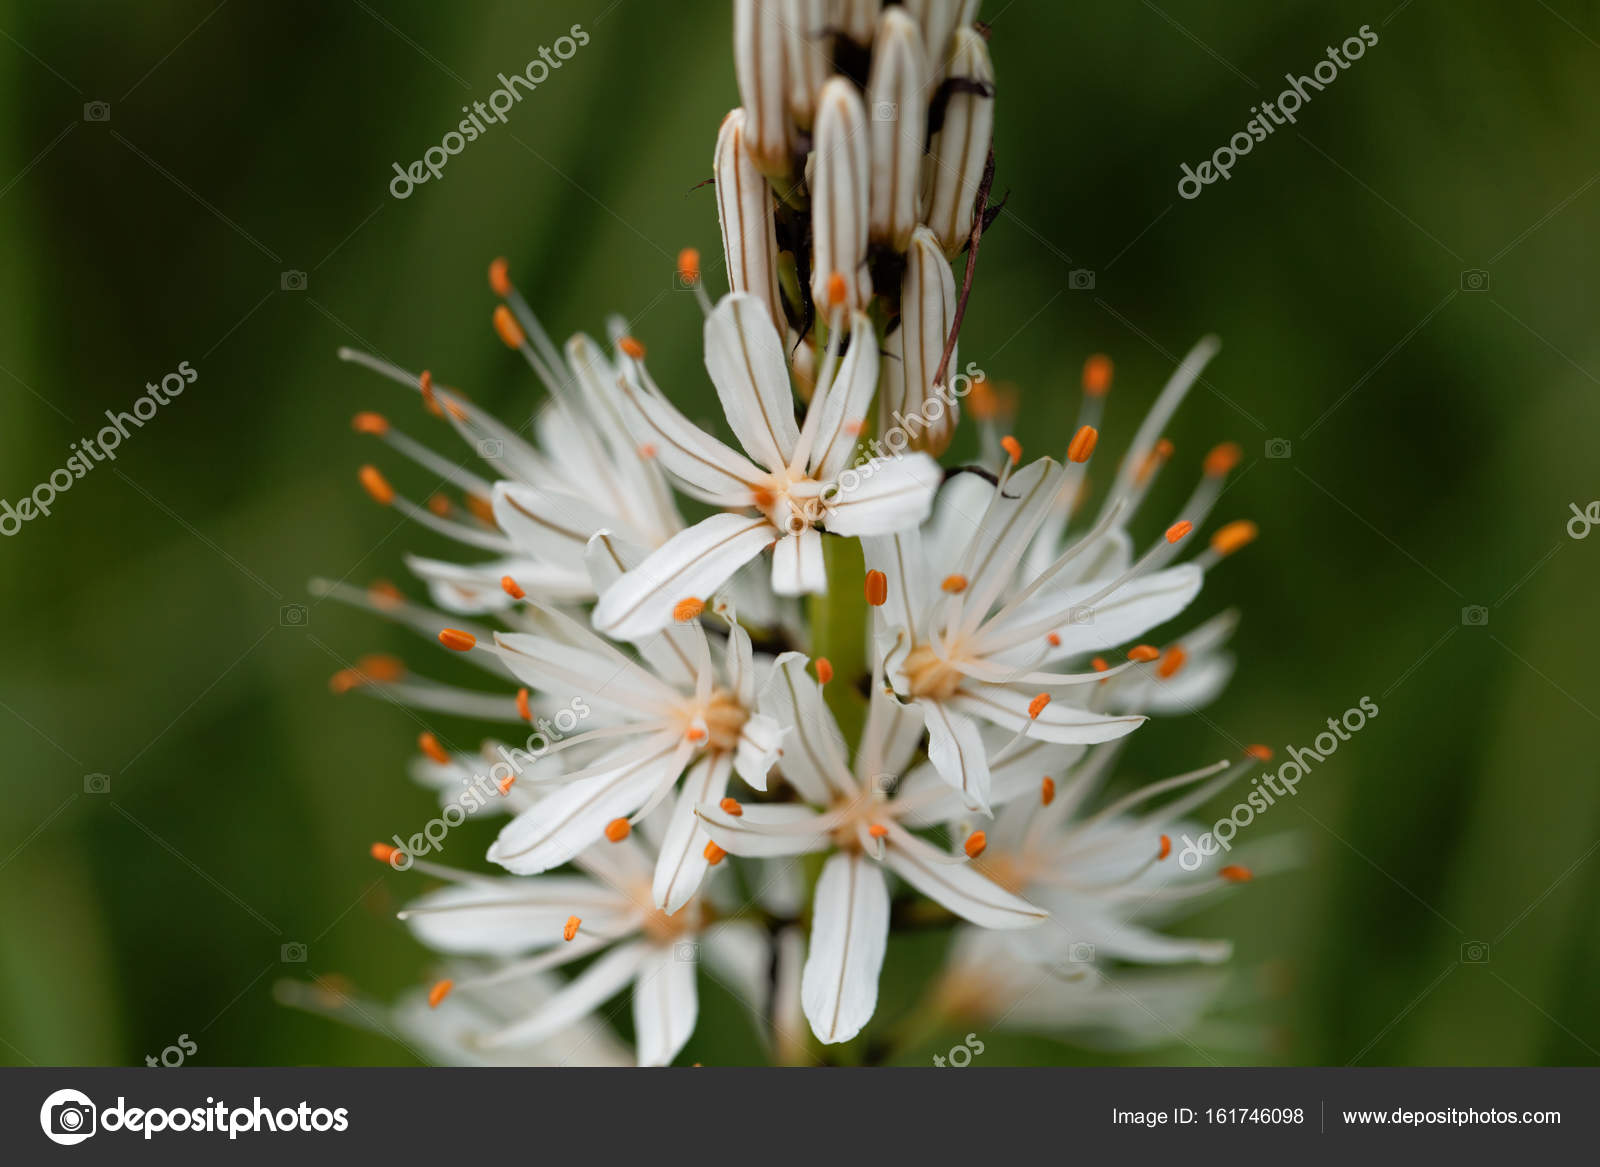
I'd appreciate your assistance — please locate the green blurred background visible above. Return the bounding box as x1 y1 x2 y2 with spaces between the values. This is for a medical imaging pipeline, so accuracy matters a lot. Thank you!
1 0 1596 1066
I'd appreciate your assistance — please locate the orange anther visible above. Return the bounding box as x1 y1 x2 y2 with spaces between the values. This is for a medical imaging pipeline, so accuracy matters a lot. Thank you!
358 654 405 682
1219 865 1254 883
1157 645 1187 679
1047 632 1061 647
370 842 400 864
488 257 511 297
1204 441 1242 478
500 575 525 600
719 798 743 817
826 271 848 307
1165 520 1193 544
428 979 453 1009
686 727 708 743
1091 656 1110 672
677 247 701 284
368 579 403 609
637 443 657 459
426 493 452 517
963 830 987 859
438 629 477 652
465 493 496 525
1067 424 1099 463
1127 644 1160 663
1159 834 1172 860
419 369 442 417
563 915 581 941
815 658 834 684
941 574 969 593
864 570 888 606
1000 435 1022 464
1210 519 1258 557
328 667 362 694
493 304 526 349
352 411 389 436
359 465 394 506
498 774 515 795
867 824 889 839
844 418 865 435
1082 354 1113 396
619 336 646 360
703 842 727 865
1027 693 1051 719
418 732 449 765
673 597 705 622
752 486 776 509
604 817 631 842
1040 776 1056 806
515 687 532 722
1245 744 1273 762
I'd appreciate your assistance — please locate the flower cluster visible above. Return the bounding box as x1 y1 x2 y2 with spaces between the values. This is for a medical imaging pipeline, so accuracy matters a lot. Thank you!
300 2 1267 1066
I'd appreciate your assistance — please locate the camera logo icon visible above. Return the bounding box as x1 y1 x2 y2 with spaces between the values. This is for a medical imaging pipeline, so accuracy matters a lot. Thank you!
872 100 897 121
478 438 504 460
279 603 308 627
280 270 308 292
82 101 110 122
1460 269 1490 292
1067 941 1096 963
281 941 308 962
673 941 700 962
1265 438 1292 459
1460 940 1490 963
1068 268 1096 291
1066 605 1094 626
1461 605 1489 627
40 1088 97 1145
84 773 111 794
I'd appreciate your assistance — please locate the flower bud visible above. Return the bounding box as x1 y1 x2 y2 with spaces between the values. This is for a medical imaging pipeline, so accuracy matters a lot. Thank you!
733 0 794 175
900 0 965 86
882 225 958 455
924 27 994 259
833 0 882 48
715 110 787 338
810 77 873 312
782 0 830 129
866 9 929 252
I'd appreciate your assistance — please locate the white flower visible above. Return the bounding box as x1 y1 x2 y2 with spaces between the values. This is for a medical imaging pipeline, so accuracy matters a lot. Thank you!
593 290 942 638
697 652 1051 1044
391 829 766 1067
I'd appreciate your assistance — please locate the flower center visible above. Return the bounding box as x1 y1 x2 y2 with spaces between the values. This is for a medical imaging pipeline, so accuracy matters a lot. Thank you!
689 688 749 754
903 642 965 701
754 473 827 534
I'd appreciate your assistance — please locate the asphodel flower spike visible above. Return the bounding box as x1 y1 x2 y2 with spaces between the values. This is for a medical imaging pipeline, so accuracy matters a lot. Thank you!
732 0 793 176
809 77 873 312
714 109 787 339
882 225 959 455
866 8 930 252
924 26 995 259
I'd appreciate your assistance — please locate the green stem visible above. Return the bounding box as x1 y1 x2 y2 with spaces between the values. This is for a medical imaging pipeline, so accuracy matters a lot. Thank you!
808 535 870 752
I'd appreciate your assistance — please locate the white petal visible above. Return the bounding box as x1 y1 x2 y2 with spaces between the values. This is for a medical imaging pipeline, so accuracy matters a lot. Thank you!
697 803 835 858
821 453 942 537
984 564 1204 660
861 529 934 656
584 532 700 690
807 311 879 481
493 630 678 719
734 712 785 790
882 823 1047 929
810 78 872 310
950 688 1145 746
919 698 992 812
632 942 700 1066
492 481 613 568
956 458 1066 620
653 753 734 914
593 514 775 640
398 878 625 956
616 367 766 500
757 652 854 802
801 852 889 1043
487 737 689 874
770 527 827 595
714 109 786 336
705 292 799 471
867 9 929 251
482 941 648 1049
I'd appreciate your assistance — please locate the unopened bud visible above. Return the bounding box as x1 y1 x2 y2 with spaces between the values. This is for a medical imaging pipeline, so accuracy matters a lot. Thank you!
867 9 930 252
810 78 873 312
715 110 787 339
925 27 994 259
883 226 959 455
781 0 830 129
733 0 793 176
